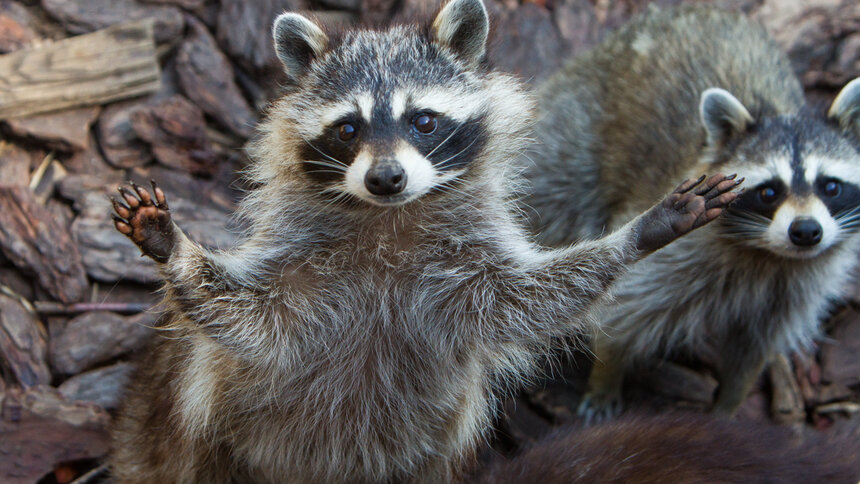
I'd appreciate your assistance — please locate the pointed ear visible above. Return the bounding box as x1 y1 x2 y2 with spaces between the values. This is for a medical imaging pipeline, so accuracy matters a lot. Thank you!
432 0 489 67
272 13 328 83
828 77 860 137
699 88 754 146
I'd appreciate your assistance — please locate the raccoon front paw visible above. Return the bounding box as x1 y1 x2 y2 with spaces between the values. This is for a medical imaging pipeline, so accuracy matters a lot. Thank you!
635 173 742 253
112 180 176 264
577 391 623 425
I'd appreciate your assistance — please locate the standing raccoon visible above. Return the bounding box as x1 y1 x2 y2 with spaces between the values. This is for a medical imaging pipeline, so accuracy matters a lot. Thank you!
525 6 860 420
108 1 739 481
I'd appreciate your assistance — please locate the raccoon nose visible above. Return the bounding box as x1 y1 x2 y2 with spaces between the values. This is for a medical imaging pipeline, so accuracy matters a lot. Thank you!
364 162 407 196
788 218 822 247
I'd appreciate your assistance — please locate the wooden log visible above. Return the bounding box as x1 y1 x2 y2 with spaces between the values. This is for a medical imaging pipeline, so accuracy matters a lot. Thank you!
0 186 89 303
0 20 160 119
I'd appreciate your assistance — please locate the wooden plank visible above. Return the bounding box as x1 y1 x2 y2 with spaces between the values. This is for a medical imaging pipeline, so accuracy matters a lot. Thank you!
0 19 160 119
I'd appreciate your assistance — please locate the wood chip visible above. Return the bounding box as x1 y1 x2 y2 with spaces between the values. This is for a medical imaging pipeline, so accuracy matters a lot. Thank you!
58 362 135 410
49 311 157 375
177 16 257 138
0 10 37 54
769 353 805 423
4 106 100 152
0 186 88 303
0 141 32 187
0 294 50 388
0 385 109 484
41 0 183 43
0 20 160 119
130 95 218 175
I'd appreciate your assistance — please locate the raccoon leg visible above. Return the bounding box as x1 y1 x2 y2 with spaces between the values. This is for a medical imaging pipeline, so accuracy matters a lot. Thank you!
112 180 177 263
633 173 742 254
578 336 626 423
712 344 768 415
499 174 739 347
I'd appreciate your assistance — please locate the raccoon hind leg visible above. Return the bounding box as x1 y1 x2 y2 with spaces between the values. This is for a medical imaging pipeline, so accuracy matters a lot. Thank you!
578 336 626 423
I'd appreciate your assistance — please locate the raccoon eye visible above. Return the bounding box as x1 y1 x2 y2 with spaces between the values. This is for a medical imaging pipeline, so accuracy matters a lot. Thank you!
413 114 437 134
823 180 842 198
758 186 779 204
338 123 356 141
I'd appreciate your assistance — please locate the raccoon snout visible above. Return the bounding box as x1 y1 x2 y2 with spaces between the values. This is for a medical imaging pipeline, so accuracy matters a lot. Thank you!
788 218 822 247
365 162 407 196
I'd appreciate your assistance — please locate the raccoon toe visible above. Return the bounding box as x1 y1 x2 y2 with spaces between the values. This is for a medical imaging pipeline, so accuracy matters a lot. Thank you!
112 181 176 263
635 173 743 252
577 392 622 425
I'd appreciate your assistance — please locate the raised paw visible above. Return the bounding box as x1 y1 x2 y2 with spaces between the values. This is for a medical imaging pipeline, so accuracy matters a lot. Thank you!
112 180 176 263
635 173 743 253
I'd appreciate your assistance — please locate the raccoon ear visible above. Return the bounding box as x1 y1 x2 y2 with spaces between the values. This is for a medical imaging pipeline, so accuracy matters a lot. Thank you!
272 13 328 82
432 0 489 67
828 77 860 137
699 88 754 145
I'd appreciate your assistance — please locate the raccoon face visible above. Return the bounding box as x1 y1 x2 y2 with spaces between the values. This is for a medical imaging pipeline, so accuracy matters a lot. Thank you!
701 84 860 259
270 0 499 207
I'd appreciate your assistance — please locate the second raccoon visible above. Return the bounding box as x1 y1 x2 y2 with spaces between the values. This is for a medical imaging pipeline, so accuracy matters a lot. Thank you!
526 6 860 418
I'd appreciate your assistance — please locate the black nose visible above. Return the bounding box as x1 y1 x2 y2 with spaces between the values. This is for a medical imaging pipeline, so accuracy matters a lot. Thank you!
364 162 407 196
788 218 822 247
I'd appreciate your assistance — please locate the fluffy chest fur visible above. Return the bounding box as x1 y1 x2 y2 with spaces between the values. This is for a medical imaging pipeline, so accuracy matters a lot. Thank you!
164 208 518 481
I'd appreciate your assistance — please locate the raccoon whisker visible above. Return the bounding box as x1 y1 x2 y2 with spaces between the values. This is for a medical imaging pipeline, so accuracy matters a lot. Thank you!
304 160 348 172
434 137 480 171
300 135 348 167
425 124 464 159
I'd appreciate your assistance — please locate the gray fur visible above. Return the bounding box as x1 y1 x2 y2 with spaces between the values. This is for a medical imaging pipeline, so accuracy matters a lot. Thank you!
524 5 860 419
432 0 489 67
829 77 860 137
108 6 671 483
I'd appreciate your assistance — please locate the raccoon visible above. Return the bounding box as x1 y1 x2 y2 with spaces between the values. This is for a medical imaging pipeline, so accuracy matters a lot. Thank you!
479 413 860 483
107 1 738 481
524 5 860 420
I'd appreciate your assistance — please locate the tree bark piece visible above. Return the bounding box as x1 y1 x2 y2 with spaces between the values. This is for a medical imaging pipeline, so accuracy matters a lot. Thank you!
0 9 37 54
41 0 183 43
177 16 257 139
215 0 298 75
821 309 860 388
58 362 135 410
0 20 160 119
0 186 88 303
0 294 50 388
4 106 100 152
131 95 218 175
48 311 157 375
0 385 110 484
0 141 32 187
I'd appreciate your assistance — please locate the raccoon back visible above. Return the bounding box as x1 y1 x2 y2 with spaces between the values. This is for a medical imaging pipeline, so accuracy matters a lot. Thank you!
528 6 804 243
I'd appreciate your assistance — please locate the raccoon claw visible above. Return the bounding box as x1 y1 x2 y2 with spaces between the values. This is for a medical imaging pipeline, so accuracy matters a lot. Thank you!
577 392 622 425
635 173 742 253
111 180 176 264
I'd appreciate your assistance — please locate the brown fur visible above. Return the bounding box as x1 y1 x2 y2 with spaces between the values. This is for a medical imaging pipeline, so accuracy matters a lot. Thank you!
479 413 860 483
